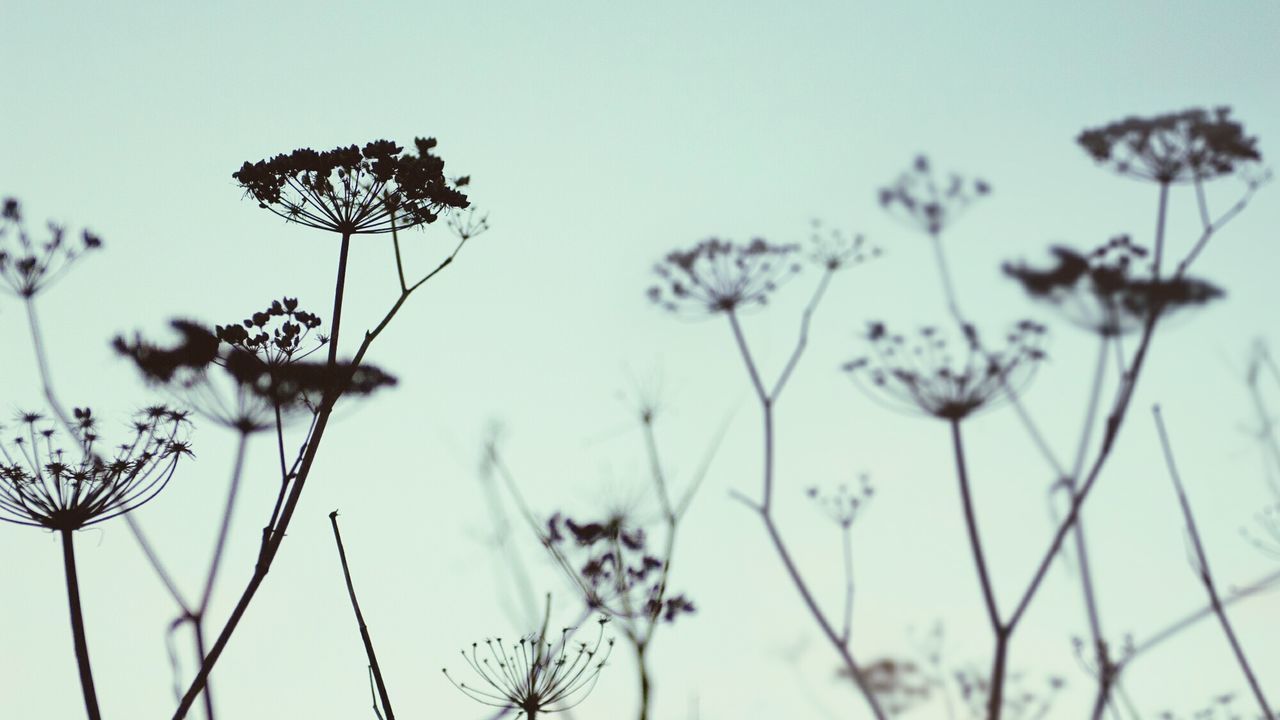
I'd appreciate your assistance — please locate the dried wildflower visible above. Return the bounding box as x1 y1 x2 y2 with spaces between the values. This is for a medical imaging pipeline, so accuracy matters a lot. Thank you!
443 617 613 719
647 238 801 316
843 321 1046 421
1003 236 1224 336
214 296 326 366
1077 107 1260 184
805 474 874 528
0 406 191 531
878 155 991 236
808 220 878 271
231 138 470 235
0 198 102 298
114 317 395 433
545 511 695 624
841 658 931 717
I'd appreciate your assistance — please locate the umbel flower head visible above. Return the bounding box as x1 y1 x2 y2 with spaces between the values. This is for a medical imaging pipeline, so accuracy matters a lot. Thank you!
231 138 471 234
114 315 395 433
444 617 614 719
1076 107 1260 184
878 155 991 236
0 197 102 298
806 474 874 529
0 406 191 531
648 238 801 316
544 511 695 623
844 321 1046 421
1003 236 1224 336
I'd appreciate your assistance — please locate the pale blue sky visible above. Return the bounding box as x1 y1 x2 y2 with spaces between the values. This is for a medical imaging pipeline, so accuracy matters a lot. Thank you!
3 1 1280 718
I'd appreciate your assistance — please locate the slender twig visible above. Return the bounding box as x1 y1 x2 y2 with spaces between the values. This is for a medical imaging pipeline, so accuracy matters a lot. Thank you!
199 433 250 614
1153 405 1274 719
330 511 396 720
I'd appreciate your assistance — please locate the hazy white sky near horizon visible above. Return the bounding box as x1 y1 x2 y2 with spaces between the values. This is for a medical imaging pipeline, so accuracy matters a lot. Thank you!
3 1 1280 718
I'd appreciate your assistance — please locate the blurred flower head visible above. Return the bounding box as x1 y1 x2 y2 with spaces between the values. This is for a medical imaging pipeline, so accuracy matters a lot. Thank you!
648 238 801 316
1003 236 1224 336
0 198 102 298
878 155 991 236
114 313 395 433
231 138 470 235
844 321 1046 421
1077 107 1260 184
0 406 191 531
807 219 879 271
806 474 874 529
444 617 614 718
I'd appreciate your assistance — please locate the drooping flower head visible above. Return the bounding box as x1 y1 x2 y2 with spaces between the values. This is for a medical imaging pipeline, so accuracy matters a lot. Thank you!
544 511 695 624
0 406 191 531
1076 107 1260 184
648 238 801 316
231 138 470 234
843 321 1046 421
0 198 102 298
444 617 613 719
114 310 395 433
878 156 991 236
1003 236 1224 336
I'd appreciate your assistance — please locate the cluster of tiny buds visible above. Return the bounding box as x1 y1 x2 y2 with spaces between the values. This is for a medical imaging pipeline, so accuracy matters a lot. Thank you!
878 155 991 236
806 474 874 528
214 297 326 366
648 237 802 316
0 197 102 298
808 219 879 271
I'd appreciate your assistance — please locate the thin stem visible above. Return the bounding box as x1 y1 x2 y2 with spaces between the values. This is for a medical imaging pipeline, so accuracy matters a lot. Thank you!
61 528 102 720
330 511 396 720
635 642 651 720
838 524 854 646
949 420 1002 632
25 299 75 431
199 432 250 614
193 623 216 720
1153 406 1274 719
770 268 834 399
1126 567 1280 662
1152 183 1169 278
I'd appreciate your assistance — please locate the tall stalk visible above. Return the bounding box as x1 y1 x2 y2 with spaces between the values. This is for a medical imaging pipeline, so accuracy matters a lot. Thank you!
61 528 102 720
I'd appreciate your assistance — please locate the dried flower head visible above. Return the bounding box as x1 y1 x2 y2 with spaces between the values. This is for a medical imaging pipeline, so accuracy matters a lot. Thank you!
114 317 395 433
844 321 1046 421
805 474 874 529
443 617 614 719
214 296 326 366
878 155 991 236
1077 107 1260 184
0 406 191 531
808 220 879 271
544 511 695 624
842 658 932 717
1003 236 1224 336
0 198 102 298
648 238 801 316
231 138 470 234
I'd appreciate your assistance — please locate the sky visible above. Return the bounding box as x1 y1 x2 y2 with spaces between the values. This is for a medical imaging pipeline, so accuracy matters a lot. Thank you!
3 1 1280 718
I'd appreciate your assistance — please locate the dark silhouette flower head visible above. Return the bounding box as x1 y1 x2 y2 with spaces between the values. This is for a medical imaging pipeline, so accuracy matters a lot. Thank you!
0 198 102 298
878 155 991 236
1003 236 1224 336
648 238 801 316
543 511 695 624
215 296 326 366
231 138 470 235
114 314 395 433
844 321 1046 421
443 617 614 719
0 406 191 531
1077 107 1260 184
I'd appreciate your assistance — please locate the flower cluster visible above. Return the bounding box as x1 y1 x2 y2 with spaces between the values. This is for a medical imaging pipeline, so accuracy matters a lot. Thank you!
808 220 879 271
114 317 395 432
443 618 613 718
844 321 1046 421
1003 236 1224 336
806 474 874 529
544 512 695 624
0 198 102 298
847 658 932 717
214 296 325 366
1076 107 1260 184
878 155 991 236
0 406 191 531
648 238 801 316
231 138 470 234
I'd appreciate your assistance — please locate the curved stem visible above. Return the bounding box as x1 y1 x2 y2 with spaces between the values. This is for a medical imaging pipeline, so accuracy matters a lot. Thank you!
61 528 102 720
949 420 1002 632
330 511 395 720
199 433 250 614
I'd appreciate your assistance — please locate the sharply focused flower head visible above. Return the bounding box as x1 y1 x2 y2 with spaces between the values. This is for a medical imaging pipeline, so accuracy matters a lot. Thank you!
0 406 191 531
648 238 801 316
1076 107 1260 184
844 321 1046 421
0 198 102 298
232 138 470 234
444 617 614 718
1003 236 1224 336
114 315 395 433
214 296 326 367
878 155 991 236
